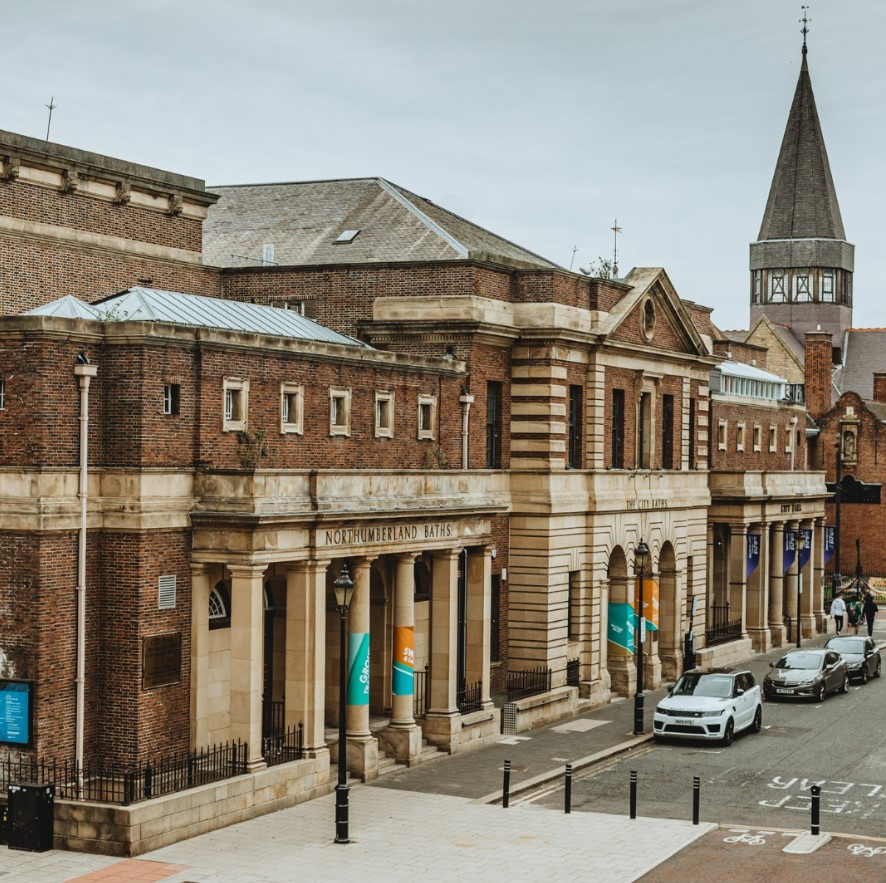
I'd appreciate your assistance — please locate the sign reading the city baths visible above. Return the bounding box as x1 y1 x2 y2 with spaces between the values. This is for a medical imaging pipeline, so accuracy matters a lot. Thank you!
320 521 457 550
142 632 182 690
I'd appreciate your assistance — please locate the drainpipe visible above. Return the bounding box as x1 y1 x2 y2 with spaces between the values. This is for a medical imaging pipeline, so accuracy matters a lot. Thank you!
459 392 474 470
74 355 97 797
790 415 798 471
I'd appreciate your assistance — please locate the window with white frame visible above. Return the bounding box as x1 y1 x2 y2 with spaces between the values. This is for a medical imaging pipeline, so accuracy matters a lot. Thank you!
769 425 777 452
280 383 304 434
163 383 180 416
375 391 394 438
222 378 248 431
736 422 746 452
753 424 761 452
717 419 727 451
417 394 437 440
329 388 351 436
785 425 793 452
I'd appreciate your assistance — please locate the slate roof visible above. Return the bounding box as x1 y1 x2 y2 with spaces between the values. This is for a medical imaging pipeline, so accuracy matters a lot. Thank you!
26 288 367 347
757 47 845 241
202 178 560 271
836 329 886 400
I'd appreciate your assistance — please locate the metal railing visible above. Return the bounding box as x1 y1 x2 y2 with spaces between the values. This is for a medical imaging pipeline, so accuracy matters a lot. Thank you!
414 664 430 718
263 722 304 768
506 666 552 703
457 680 483 714
566 657 580 686
0 740 248 806
263 698 285 741
705 603 742 647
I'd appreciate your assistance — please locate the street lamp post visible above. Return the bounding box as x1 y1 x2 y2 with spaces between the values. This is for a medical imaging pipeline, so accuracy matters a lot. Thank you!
795 531 806 648
333 563 356 845
633 540 650 736
833 432 843 602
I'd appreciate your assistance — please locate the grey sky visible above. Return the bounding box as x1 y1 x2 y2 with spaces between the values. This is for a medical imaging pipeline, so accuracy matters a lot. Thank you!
5 1 884 331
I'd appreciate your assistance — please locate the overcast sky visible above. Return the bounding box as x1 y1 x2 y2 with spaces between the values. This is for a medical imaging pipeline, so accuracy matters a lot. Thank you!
5 1 885 331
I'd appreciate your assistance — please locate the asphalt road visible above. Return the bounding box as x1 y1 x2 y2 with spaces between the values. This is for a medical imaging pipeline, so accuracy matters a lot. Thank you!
523 623 886 839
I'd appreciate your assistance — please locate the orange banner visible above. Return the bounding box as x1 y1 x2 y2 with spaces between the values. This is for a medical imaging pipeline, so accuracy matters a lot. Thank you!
633 578 659 629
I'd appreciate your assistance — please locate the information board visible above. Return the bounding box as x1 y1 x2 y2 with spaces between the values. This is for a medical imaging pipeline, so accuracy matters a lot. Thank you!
0 680 33 747
142 632 182 689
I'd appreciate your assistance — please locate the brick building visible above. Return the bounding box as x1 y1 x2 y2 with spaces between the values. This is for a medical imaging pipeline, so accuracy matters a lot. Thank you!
0 126 826 852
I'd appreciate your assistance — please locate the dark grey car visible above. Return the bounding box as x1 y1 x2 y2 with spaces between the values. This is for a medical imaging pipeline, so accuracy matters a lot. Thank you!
763 649 849 702
825 635 882 684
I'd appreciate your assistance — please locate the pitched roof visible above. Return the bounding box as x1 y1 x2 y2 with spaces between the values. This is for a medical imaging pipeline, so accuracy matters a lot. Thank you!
26 288 367 347
757 48 845 241
202 178 560 271
837 329 886 399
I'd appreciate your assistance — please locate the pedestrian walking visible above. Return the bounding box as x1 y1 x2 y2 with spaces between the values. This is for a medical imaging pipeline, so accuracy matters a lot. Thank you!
830 591 846 634
862 588 879 638
847 593 863 635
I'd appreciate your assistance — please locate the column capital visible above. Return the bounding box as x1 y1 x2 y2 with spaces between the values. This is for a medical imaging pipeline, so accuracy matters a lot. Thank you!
190 562 212 577
285 558 332 575
226 563 268 579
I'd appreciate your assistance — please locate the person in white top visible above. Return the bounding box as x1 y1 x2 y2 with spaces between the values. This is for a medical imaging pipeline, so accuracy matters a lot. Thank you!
830 591 846 634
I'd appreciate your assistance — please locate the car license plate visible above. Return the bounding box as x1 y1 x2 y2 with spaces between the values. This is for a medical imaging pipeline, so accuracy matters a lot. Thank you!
675 719 693 725
777 688 793 694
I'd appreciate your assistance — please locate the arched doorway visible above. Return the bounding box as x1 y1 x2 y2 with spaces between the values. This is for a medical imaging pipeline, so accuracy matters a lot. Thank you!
658 543 681 681
606 546 634 696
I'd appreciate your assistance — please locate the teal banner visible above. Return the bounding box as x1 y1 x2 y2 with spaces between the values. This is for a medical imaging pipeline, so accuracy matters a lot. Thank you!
607 602 635 655
347 632 370 706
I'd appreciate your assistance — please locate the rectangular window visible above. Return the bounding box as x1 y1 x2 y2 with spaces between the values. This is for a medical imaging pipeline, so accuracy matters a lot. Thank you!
638 392 652 468
794 270 811 302
485 381 502 468
567 571 578 640
769 270 786 303
785 425 793 453
821 270 835 302
661 394 674 469
163 383 180 416
490 575 501 663
375 391 393 438
611 389 625 468
736 422 746 452
329 388 351 436
718 419 727 451
222 378 248 432
688 397 696 470
753 424 762 452
417 394 436 440
769 425 777 452
752 270 762 304
280 383 304 434
568 385 582 469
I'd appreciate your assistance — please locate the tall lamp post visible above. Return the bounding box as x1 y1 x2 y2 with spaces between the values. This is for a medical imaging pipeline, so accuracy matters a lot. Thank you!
333 563 356 845
633 540 650 736
795 531 806 648
833 432 843 601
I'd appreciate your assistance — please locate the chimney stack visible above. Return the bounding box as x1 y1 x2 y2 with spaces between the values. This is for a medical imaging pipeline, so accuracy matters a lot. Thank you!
804 330 833 419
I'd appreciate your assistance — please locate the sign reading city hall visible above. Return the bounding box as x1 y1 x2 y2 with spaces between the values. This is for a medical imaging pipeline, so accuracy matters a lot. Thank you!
321 521 458 550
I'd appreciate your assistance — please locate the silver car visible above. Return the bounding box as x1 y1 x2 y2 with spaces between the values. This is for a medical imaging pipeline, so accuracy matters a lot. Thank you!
764 649 849 702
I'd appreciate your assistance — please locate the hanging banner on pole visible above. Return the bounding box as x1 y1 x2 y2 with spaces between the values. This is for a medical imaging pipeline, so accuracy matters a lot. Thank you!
347 632 370 706
633 578 659 630
824 526 835 565
392 626 414 696
783 531 796 574
798 529 812 570
607 603 635 656
746 534 761 578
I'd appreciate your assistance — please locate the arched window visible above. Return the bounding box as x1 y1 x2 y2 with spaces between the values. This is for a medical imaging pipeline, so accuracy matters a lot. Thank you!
209 580 231 630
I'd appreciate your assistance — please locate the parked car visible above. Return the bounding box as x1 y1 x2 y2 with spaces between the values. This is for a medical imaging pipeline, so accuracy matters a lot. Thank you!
763 649 849 702
824 635 882 683
653 668 762 746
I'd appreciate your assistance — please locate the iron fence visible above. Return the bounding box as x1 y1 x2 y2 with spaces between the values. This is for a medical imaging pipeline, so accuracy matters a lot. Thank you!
263 722 304 768
506 666 552 703
0 740 248 806
457 680 483 714
566 657 580 686
414 664 430 718
263 698 285 741
705 603 742 647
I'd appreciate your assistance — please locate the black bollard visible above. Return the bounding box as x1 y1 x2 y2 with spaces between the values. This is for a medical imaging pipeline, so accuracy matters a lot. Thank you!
629 770 637 819
502 759 511 809
565 763 572 814
811 784 821 835
692 776 700 825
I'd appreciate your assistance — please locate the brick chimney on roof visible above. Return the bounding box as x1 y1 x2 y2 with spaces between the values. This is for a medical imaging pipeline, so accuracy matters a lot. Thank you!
874 373 886 404
804 330 833 419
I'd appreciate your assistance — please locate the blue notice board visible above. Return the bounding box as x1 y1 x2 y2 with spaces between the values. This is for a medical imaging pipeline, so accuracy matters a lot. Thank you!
0 680 33 746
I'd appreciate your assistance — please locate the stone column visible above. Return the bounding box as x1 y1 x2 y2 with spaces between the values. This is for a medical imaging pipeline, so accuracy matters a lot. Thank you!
424 549 460 750
285 560 330 757
466 548 493 707
728 524 749 641
380 554 422 764
799 522 816 639
345 557 378 780
229 563 267 771
768 523 787 647
190 563 211 750
745 526 771 652
812 518 827 632
783 521 800 645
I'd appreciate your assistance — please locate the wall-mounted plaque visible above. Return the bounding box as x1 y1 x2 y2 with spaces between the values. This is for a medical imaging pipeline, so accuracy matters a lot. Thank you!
142 632 182 690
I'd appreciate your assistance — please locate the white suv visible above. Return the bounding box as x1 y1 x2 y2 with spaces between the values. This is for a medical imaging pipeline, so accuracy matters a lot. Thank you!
653 668 763 746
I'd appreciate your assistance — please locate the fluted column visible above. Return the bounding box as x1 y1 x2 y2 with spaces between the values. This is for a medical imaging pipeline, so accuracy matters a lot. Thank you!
229 563 267 770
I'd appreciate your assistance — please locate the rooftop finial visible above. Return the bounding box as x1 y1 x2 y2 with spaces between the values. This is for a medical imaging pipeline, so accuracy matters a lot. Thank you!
800 5 810 55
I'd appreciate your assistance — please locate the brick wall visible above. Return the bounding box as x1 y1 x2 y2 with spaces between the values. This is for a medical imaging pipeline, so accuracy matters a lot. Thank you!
804 331 833 419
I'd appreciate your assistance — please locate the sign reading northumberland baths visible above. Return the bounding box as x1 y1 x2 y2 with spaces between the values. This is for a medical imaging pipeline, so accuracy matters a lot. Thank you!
322 522 456 548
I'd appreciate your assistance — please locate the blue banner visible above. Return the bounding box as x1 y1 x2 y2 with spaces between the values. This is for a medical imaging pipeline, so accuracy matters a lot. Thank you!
783 530 796 574
824 526 835 566
798 529 812 570
746 534 761 578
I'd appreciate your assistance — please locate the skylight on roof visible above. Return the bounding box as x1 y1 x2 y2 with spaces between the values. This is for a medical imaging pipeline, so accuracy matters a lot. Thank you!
334 229 360 244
